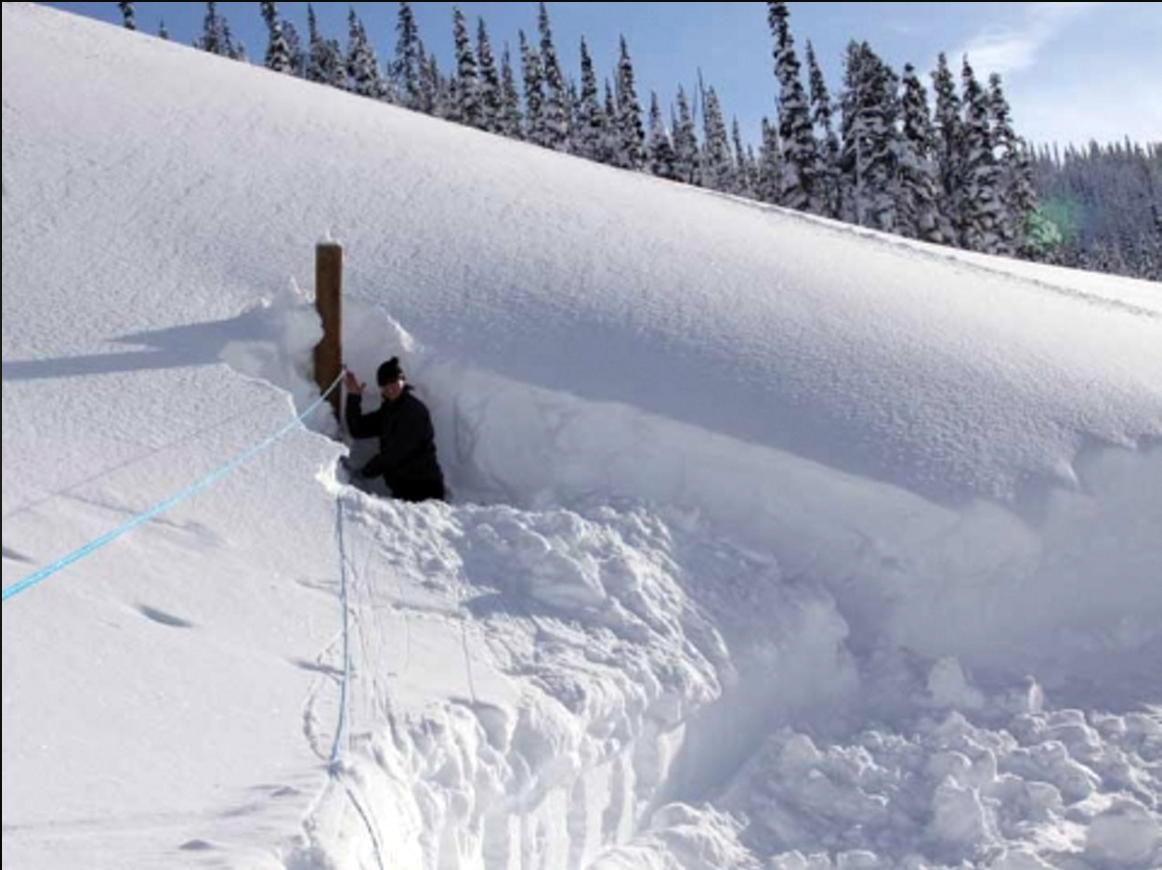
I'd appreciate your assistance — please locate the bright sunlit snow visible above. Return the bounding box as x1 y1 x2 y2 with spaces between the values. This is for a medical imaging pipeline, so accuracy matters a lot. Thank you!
3 5 1161 870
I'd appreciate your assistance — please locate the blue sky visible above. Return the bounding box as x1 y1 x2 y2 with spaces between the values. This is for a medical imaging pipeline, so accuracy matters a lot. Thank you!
37 2 1162 150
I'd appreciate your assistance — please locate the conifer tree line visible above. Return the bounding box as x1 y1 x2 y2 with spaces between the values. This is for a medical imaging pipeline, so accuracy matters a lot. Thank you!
1030 142 1161 281
117 1 1159 282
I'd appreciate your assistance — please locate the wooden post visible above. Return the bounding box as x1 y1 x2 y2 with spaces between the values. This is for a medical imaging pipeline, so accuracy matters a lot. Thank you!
314 242 343 423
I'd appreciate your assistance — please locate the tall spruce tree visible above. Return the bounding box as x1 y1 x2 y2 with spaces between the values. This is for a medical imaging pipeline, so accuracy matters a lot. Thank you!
574 38 605 160
768 1 820 212
989 73 1036 256
602 80 620 164
118 1 135 31
757 117 783 204
732 119 756 197
647 92 678 180
307 5 345 89
498 44 524 139
959 57 1003 252
345 9 383 99
260 2 293 75
450 8 482 128
419 47 444 117
931 52 965 243
897 63 947 243
806 41 841 218
672 86 700 185
700 86 733 192
391 2 422 109
284 20 306 78
197 5 245 61
194 2 244 59
520 31 547 146
195 2 224 55
840 41 900 232
614 36 647 170
538 3 570 150
475 19 502 133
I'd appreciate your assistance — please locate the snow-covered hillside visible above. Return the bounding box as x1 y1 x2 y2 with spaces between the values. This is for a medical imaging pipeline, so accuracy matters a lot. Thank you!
3 4 1160 869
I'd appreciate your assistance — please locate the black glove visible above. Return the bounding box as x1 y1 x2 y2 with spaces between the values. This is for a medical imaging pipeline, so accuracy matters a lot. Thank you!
339 456 366 478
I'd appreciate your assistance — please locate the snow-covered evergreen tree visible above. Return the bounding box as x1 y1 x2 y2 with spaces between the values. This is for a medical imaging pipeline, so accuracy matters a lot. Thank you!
931 52 965 243
538 2 570 151
1136 225 1161 280
118 1 135 31
194 5 244 62
419 47 444 117
194 2 228 56
345 9 383 99
498 44 524 139
732 119 756 198
602 80 620 165
700 86 733 192
647 92 678 180
989 73 1036 256
757 117 783 204
614 36 646 170
520 31 547 147
573 38 605 160
959 57 1003 253
260 2 293 75
283 20 306 78
897 62 946 243
672 86 700 185
307 5 345 89
840 41 899 232
449 8 481 128
767 1 821 213
391 2 422 109
475 19 502 133
806 41 841 218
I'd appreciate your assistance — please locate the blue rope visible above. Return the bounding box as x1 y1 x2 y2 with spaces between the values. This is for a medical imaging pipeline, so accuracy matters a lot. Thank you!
328 496 387 870
329 495 352 766
2 376 344 603
340 778 387 870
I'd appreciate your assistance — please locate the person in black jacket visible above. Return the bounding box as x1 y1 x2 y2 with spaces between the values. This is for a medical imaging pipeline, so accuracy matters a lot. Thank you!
344 357 446 502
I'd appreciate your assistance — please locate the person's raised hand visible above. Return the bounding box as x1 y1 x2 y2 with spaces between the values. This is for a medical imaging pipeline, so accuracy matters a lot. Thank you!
344 369 365 393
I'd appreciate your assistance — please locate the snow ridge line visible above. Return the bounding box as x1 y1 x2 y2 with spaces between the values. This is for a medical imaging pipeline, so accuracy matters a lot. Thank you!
1 375 344 604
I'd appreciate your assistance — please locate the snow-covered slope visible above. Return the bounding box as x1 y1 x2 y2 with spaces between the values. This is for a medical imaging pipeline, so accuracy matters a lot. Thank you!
3 4 1160 869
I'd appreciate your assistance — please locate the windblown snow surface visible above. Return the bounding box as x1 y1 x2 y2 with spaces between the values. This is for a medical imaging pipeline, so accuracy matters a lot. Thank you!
3 5 1160 870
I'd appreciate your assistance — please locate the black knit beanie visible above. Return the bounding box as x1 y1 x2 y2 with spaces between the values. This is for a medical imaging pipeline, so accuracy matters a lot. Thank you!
376 357 404 386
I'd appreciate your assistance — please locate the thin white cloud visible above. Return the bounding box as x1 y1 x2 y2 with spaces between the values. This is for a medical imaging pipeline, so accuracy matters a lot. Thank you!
957 1 1102 74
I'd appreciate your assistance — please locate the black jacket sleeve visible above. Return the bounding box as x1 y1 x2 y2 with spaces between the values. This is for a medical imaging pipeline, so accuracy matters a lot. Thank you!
345 393 382 440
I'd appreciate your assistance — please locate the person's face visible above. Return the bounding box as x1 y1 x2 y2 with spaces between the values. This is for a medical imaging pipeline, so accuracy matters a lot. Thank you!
381 378 404 402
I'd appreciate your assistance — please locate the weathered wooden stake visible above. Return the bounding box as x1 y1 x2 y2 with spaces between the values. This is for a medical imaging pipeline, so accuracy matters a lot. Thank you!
314 241 343 423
